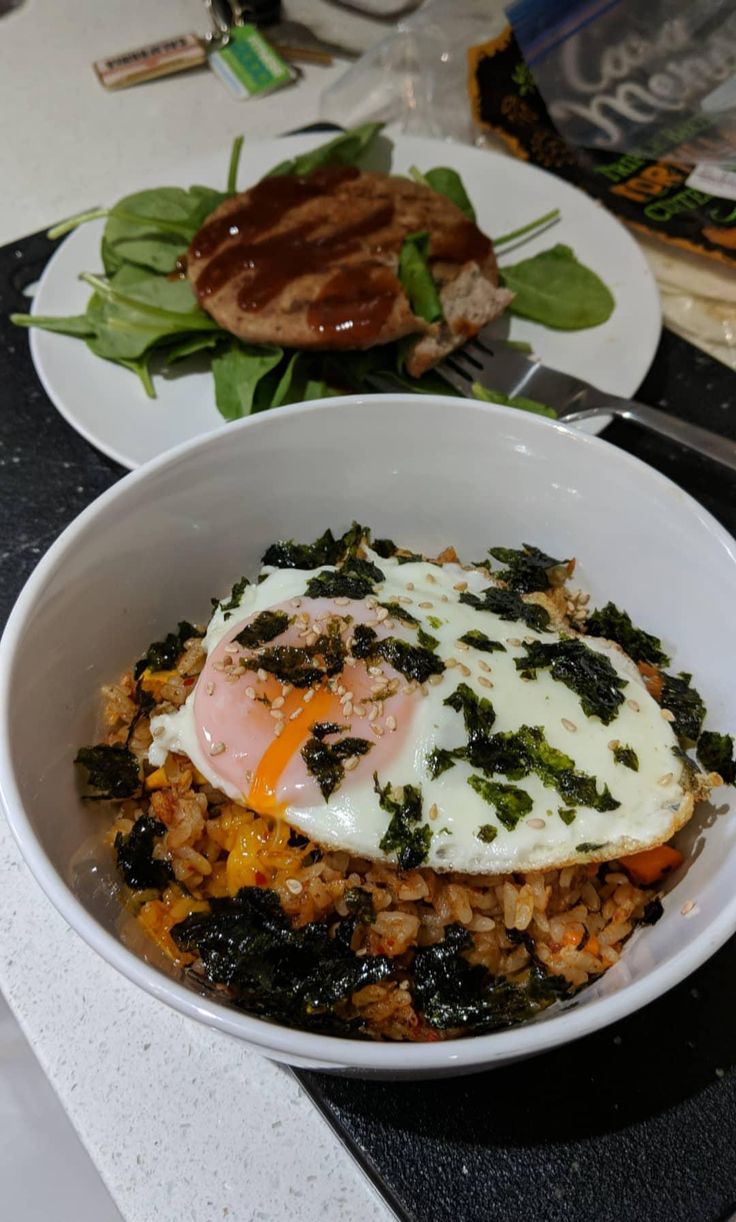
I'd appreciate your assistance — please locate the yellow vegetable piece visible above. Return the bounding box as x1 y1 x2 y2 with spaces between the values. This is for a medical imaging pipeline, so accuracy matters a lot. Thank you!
139 667 179 697
145 767 169 790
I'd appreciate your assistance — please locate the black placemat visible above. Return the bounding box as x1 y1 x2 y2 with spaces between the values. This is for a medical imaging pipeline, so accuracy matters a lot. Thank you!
3 230 736 1222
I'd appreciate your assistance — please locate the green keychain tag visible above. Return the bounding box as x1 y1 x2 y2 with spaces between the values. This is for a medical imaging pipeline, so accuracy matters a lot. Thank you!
209 25 295 99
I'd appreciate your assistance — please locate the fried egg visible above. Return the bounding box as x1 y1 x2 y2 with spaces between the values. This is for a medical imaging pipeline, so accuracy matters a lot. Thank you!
148 553 689 873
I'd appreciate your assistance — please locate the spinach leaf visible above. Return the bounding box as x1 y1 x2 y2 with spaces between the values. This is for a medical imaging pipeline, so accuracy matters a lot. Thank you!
398 231 443 324
134 620 202 679
696 730 735 784
460 586 550 631
171 886 393 1035
374 773 431 870
489 543 571 593
492 208 560 248
101 184 227 274
420 167 477 221
10 312 95 338
212 342 284 421
612 743 639 771
500 244 615 331
234 610 290 648
115 815 173 889
75 743 141 800
515 638 627 725
265 122 383 178
471 381 557 419
458 629 506 654
467 775 533 830
584 601 670 666
661 672 706 745
162 334 222 365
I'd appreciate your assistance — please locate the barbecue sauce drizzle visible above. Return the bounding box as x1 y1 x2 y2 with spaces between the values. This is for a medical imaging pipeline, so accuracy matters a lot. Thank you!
189 165 491 345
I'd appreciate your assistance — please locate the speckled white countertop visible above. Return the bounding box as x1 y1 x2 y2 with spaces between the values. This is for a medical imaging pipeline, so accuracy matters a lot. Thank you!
0 2 394 1218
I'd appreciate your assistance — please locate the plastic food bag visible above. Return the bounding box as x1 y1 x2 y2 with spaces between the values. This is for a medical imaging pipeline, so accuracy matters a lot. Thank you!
320 0 504 141
506 0 736 165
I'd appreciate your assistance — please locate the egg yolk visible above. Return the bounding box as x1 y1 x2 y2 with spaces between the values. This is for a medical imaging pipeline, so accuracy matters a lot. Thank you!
194 597 415 812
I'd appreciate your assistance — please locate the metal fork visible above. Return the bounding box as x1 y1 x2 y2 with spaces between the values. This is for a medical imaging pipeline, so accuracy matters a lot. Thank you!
368 334 736 474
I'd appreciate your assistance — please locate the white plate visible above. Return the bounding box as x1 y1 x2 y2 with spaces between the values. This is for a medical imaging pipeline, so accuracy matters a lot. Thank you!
29 134 661 469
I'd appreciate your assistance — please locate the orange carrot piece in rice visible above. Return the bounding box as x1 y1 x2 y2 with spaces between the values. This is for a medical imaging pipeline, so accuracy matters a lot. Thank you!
619 844 684 885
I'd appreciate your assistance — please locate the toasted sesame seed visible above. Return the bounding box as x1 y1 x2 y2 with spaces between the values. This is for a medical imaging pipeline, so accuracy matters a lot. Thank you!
225 673 240 684
458 663 471 677
386 714 397 731
343 703 353 717
257 668 268 682
245 686 256 699
270 709 284 720
213 661 226 672
375 606 389 622
368 705 379 722
398 595 414 605
305 632 318 647
224 643 239 654
206 681 215 696
445 657 458 668
285 878 303 895
661 708 675 722
274 721 284 736
384 619 395 630
420 684 430 697
429 803 439 821
289 708 303 721
527 818 546 829
658 772 673 786
440 595 449 603
681 900 696 916
507 637 521 647
453 581 468 591
419 601 433 609
371 723 385 737
578 592 590 606
344 756 359 771
336 684 346 696
368 665 383 676
478 677 493 689
222 655 233 668
334 596 350 606
478 660 492 673
608 739 620 750
281 683 292 696
406 582 415 591
272 696 285 709
303 688 315 702
561 718 577 732
627 699 640 712
456 640 469 652
209 741 226 756
429 673 444 686
426 573 437 584
291 598 302 608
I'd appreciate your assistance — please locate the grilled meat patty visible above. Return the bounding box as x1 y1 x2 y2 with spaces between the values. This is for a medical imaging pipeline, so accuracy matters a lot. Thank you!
187 165 512 377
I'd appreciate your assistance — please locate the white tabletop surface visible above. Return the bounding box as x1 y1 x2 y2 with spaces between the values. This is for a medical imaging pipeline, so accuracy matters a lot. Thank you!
0 2 395 1219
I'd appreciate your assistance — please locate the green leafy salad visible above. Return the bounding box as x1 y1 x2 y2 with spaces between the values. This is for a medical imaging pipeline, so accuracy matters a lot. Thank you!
12 124 615 421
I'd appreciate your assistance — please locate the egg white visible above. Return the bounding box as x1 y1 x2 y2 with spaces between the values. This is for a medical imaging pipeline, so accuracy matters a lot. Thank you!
149 553 688 873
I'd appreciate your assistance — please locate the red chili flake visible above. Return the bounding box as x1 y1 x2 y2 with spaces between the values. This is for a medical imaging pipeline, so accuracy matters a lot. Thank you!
183 677 195 686
254 871 268 886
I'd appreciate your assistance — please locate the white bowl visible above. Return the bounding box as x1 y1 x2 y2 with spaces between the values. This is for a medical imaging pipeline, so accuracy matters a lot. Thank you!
1 394 735 1077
